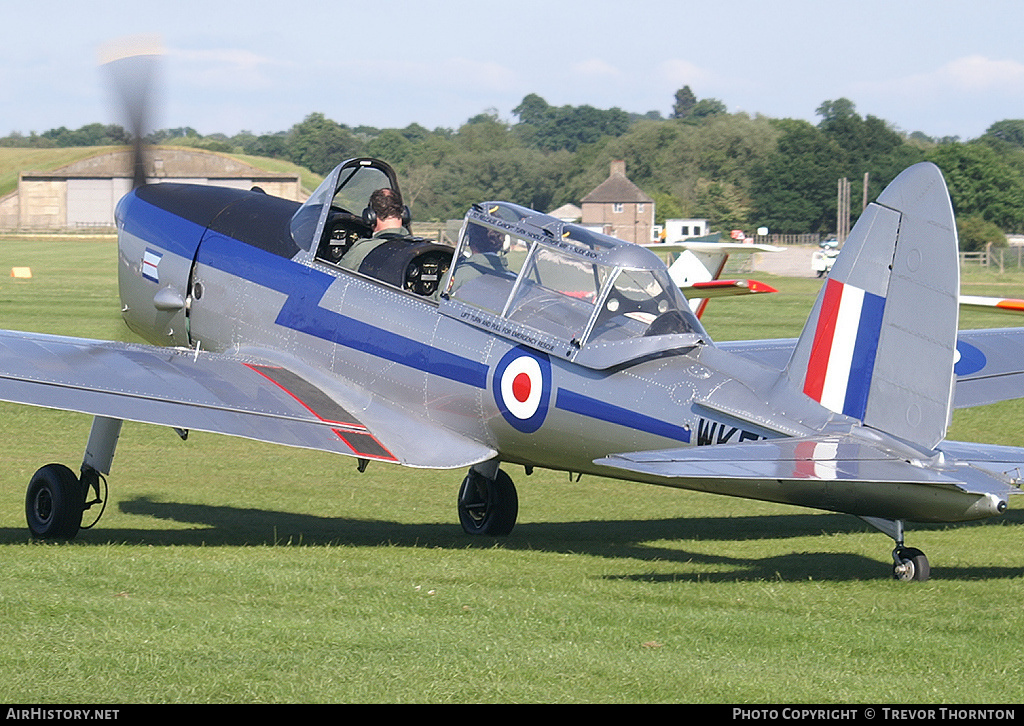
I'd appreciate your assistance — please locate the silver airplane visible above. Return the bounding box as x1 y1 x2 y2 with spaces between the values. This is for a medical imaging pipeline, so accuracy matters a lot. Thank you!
4 152 1024 581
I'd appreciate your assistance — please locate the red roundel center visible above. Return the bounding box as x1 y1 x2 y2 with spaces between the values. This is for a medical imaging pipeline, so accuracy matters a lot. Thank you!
512 372 532 403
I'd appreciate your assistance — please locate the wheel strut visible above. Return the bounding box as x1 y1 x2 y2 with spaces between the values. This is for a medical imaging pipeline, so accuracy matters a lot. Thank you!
860 516 931 582
24 416 122 540
457 462 518 536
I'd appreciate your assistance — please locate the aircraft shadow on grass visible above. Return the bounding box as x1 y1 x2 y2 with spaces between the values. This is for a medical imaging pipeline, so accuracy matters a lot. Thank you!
6 496 1022 582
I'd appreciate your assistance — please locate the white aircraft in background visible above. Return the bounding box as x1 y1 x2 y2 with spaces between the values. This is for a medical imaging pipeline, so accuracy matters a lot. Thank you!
644 237 782 317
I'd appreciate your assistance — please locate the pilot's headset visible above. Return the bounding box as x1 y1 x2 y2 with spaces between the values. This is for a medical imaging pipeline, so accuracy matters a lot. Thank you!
465 222 508 256
362 188 412 230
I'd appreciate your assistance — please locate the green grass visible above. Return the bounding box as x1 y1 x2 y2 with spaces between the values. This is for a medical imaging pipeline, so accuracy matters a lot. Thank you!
0 237 1021 703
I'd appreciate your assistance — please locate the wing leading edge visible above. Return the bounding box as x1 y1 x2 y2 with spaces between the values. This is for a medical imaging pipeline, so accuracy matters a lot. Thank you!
0 329 494 470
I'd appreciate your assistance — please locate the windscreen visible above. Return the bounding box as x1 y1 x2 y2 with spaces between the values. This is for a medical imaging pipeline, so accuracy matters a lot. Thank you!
446 217 701 347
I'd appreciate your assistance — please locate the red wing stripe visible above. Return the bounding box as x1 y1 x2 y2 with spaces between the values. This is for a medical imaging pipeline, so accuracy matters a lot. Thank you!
245 363 365 430
334 430 397 461
245 364 398 461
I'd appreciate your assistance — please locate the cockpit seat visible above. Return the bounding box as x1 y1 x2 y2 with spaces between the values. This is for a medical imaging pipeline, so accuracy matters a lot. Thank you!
358 237 454 297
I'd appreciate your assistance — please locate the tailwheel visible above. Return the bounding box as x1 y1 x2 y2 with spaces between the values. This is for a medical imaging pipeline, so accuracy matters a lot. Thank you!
893 546 930 582
26 464 85 540
458 468 518 536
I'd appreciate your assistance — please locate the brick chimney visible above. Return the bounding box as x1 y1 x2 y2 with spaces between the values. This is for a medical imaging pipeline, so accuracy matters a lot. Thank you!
610 160 626 177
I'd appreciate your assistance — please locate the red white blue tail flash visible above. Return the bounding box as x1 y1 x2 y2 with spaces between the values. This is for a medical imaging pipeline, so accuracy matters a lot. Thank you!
803 278 886 419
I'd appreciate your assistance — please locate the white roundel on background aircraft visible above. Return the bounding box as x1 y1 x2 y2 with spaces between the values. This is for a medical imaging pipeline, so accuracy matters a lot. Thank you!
493 346 551 434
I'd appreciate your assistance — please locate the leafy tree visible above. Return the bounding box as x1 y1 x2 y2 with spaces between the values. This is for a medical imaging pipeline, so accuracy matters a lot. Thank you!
34 123 130 147
671 86 697 119
366 128 415 164
957 214 1007 252
815 98 858 125
927 142 1024 233
688 98 728 121
149 127 200 144
651 192 684 226
512 94 631 153
748 119 845 233
240 132 288 158
286 113 364 175
512 93 551 126
983 119 1024 148
693 179 751 230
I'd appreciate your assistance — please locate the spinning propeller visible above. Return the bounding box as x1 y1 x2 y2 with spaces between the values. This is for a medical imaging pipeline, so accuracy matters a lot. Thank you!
99 34 163 189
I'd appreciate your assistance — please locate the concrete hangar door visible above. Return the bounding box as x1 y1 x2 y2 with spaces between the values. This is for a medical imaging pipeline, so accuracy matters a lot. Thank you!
66 178 131 228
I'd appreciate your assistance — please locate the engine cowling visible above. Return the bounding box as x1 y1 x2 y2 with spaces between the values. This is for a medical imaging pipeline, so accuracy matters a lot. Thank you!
116 185 206 347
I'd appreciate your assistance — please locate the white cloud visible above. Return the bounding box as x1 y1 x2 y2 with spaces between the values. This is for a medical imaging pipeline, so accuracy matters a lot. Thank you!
170 47 287 91
942 55 1024 92
571 58 623 79
657 58 721 88
856 55 1024 100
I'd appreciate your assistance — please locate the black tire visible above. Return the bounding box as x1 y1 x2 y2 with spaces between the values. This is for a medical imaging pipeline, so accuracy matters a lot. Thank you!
893 547 930 582
458 469 518 536
26 464 84 540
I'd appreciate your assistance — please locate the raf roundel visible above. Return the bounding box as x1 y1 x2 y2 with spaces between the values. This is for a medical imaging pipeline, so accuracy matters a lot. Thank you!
493 346 551 434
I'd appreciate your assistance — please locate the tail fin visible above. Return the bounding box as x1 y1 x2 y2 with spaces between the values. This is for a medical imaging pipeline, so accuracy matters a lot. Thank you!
786 163 959 450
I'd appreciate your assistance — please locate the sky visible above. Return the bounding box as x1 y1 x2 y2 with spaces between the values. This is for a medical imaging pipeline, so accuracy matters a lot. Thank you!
2 0 1023 141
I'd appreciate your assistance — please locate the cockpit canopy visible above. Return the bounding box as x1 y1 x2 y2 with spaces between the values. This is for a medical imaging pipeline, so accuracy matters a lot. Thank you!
440 202 707 368
290 158 401 251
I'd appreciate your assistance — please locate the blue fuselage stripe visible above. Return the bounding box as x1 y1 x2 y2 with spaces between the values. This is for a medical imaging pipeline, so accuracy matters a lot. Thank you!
196 232 489 389
120 195 208 260
133 201 692 438
555 389 692 443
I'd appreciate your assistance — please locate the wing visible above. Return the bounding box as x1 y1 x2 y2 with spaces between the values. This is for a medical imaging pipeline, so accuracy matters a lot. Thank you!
597 433 1021 523
959 295 1024 314
682 279 777 299
718 327 1024 409
643 241 783 254
0 329 495 469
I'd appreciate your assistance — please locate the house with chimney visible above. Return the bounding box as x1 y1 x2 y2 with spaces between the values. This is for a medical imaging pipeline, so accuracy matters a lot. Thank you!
580 160 655 244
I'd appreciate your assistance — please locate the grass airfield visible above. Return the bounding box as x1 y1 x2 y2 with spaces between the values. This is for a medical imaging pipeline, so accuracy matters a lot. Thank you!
0 236 1021 703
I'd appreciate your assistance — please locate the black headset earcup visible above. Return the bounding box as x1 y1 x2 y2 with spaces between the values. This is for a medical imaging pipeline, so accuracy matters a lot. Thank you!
401 205 411 226
362 206 376 228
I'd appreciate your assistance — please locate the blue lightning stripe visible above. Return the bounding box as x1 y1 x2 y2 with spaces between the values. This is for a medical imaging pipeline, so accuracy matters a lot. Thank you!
119 194 208 260
196 232 489 389
555 389 692 443
130 201 708 440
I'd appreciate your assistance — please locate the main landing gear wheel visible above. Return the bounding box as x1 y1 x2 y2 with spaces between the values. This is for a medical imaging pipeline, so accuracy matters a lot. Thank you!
458 469 518 536
893 546 930 582
26 464 84 540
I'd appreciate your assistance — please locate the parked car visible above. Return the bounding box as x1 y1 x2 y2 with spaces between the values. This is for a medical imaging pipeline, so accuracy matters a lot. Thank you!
812 238 839 277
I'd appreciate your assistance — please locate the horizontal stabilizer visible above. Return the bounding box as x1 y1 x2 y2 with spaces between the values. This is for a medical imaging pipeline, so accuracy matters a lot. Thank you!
597 433 1018 522
720 326 1024 410
662 242 781 318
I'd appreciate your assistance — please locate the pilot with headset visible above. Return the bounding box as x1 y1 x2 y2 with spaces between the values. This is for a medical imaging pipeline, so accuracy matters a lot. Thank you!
339 187 411 271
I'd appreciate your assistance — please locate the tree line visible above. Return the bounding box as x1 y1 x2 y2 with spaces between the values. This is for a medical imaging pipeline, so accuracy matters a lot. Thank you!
4 87 1024 249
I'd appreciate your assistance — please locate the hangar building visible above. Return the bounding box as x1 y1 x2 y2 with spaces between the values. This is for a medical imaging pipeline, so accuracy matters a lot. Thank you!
0 148 304 231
